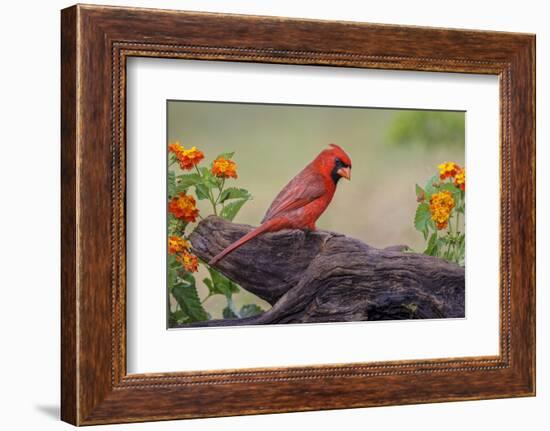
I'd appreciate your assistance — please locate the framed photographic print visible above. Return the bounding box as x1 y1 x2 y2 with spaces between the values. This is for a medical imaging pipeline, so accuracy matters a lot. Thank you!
61 4 535 425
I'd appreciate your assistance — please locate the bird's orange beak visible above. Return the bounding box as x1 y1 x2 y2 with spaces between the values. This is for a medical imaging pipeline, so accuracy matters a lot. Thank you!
337 167 351 180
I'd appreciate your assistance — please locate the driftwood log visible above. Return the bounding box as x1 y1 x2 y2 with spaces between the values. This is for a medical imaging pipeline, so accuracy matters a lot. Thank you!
186 216 465 327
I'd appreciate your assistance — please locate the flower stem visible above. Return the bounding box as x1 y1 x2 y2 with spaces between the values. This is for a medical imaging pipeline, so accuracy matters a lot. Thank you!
201 293 213 304
452 198 461 264
209 189 218 216
445 235 452 259
215 179 226 205
195 165 218 216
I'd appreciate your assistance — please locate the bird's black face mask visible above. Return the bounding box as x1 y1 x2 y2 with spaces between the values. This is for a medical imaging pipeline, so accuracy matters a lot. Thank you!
331 157 351 184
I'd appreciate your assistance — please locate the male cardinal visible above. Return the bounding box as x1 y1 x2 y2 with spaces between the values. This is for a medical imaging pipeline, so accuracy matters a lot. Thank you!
209 143 352 265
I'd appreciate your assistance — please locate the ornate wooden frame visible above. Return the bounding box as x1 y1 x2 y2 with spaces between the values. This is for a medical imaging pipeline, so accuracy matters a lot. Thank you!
61 4 535 425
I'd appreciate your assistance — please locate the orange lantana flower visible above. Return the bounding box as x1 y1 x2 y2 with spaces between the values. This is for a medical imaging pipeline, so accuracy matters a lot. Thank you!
168 141 184 155
429 191 455 230
178 146 204 170
177 250 199 273
169 142 204 170
211 157 238 179
438 161 461 180
454 168 466 191
168 192 199 223
168 236 190 255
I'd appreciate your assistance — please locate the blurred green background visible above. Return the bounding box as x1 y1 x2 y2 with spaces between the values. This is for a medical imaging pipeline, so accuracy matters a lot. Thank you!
167 101 465 319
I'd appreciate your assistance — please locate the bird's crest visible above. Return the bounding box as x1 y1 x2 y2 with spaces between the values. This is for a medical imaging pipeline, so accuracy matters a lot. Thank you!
327 143 352 167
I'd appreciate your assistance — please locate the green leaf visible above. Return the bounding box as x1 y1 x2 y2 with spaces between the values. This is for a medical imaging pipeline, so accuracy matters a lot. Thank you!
438 182 461 201
438 182 458 192
414 203 431 239
415 184 427 202
206 268 240 298
169 309 190 326
171 274 208 322
168 215 188 236
221 198 248 221
424 232 438 255
168 153 178 166
200 167 221 188
216 151 235 160
175 173 202 192
168 253 181 270
195 183 210 200
168 171 176 197
424 174 440 196
167 254 178 290
219 187 251 204
239 304 264 318
203 277 214 292
438 237 449 258
223 306 238 319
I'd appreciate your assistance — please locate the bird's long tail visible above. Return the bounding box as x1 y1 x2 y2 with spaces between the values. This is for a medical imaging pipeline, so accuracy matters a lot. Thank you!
208 220 276 266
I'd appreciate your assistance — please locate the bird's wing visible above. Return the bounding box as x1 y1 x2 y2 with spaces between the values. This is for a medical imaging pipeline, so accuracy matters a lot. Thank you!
261 170 326 223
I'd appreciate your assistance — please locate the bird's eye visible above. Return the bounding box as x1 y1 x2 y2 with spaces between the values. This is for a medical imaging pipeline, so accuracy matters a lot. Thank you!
335 157 348 168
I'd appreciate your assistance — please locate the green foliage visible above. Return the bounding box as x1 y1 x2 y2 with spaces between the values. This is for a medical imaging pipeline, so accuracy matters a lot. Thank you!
219 187 251 203
222 299 263 320
202 267 263 320
167 144 264 327
171 274 209 323
414 203 431 240
168 171 176 198
239 304 264 318
219 187 252 221
221 199 249 221
167 254 178 288
423 174 439 197
199 167 222 189
223 306 239 319
204 267 240 298
194 183 210 200
413 164 466 266
174 173 202 193
387 111 465 149
168 309 189 326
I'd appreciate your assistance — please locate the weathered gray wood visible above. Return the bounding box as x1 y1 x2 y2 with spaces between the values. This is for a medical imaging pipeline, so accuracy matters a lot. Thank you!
187 216 465 327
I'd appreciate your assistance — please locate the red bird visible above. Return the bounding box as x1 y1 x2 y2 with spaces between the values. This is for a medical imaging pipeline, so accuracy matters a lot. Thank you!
209 144 352 265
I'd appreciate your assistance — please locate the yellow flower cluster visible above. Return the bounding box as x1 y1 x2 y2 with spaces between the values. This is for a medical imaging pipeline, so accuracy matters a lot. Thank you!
438 161 461 180
169 142 204 170
454 168 465 191
429 191 455 230
211 157 238 179
168 236 190 255
177 251 199 273
168 235 198 273
438 161 466 191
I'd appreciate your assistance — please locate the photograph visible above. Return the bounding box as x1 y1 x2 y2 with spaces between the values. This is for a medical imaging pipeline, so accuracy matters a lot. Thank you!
166 101 466 328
